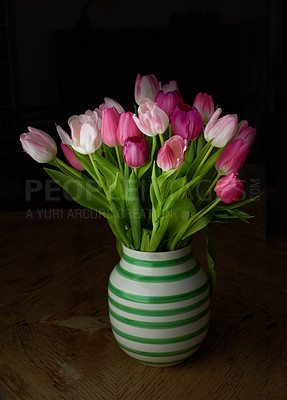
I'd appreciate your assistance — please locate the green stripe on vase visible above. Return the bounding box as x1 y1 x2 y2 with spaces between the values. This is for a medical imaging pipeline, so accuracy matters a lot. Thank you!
108 294 210 317
108 280 209 304
115 262 201 283
117 339 204 358
122 252 193 267
110 322 209 344
109 306 210 329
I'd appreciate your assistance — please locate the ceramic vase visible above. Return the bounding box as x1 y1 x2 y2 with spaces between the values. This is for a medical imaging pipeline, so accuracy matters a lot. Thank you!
108 244 210 367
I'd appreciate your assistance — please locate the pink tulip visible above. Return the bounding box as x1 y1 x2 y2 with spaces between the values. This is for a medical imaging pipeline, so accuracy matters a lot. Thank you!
61 143 85 171
117 111 143 146
236 120 257 144
20 126 57 163
133 98 169 137
135 74 160 105
193 92 215 124
215 139 251 175
57 114 102 154
204 108 238 147
155 90 183 119
123 136 149 168
157 135 187 171
95 97 124 118
214 172 244 204
171 104 202 140
101 107 120 147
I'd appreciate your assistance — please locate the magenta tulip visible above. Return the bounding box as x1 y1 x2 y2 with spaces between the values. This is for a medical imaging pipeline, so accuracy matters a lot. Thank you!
236 120 257 144
117 111 143 146
61 143 84 171
171 104 202 140
134 74 160 105
101 107 120 147
57 114 102 154
155 90 183 119
20 127 57 163
157 135 187 171
214 172 244 204
193 92 215 124
215 138 251 175
123 136 149 168
133 98 169 137
204 108 238 147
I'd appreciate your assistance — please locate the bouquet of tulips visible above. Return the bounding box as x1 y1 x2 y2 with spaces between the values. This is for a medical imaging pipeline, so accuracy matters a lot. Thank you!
20 74 257 291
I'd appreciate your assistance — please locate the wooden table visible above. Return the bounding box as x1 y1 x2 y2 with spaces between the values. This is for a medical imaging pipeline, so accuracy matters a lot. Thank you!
0 199 286 400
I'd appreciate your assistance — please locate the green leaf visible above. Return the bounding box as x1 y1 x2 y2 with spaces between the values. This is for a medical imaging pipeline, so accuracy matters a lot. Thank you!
196 132 205 156
182 212 214 240
91 153 120 186
138 136 157 180
186 141 211 178
162 175 201 213
103 144 118 167
158 197 196 220
44 168 112 218
140 228 151 251
149 215 170 252
203 227 216 296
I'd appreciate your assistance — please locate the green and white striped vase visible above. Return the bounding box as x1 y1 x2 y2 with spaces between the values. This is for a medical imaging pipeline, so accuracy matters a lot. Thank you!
108 244 211 367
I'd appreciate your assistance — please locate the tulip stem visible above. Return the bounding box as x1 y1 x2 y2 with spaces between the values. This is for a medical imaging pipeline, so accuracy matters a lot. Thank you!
193 144 213 177
115 146 124 175
197 172 221 207
54 157 82 178
159 134 165 147
168 124 172 139
88 154 129 247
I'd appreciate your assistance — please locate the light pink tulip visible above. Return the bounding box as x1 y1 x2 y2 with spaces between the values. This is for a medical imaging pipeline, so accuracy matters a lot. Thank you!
157 135 187 171
101 107 120 147
123 136 149 168
133 99 169 137
61 143 85 171
161 80 179 93
236 120 257 144
96 97 124 117
215 139 251 175
20 126 57 163
57 114 102 155
85 109 101 130
117 111 143 146
204 108 238 147
135 74 160 105
193 92 215 124
214 172 244 204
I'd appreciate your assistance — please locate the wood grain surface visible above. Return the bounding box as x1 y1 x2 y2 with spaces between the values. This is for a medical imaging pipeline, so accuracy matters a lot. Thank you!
0 198 286 400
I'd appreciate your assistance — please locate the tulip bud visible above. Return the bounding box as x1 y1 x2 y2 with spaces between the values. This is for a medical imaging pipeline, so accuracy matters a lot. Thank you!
123 136 149 168
95 97 124 118
204 108 238 147
157 135 187 171
61 143 85 171
135 74 160 105
155 90 183 119
236 120 257 144
20 126 57 163
101 107 120 147
193 92 215 124
117 111 143 146
215 139 251 175
133 98 169 137
171 104 202 140
214 172 244 204
161 80 179 93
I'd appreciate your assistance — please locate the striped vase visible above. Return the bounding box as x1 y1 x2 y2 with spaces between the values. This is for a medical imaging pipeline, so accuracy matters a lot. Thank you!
108 244 211 367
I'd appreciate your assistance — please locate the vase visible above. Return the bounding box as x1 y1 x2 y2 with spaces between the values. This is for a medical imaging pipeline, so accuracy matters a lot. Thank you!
108 244 211 367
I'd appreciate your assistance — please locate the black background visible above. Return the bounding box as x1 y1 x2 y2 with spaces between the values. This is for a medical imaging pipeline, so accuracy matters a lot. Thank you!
0 0 285 236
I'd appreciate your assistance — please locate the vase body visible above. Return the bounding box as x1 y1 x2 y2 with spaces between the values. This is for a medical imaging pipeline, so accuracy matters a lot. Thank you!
108 244 210 367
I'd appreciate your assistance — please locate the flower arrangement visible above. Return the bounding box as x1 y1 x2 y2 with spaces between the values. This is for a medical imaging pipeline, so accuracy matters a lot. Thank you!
20 74 258 293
